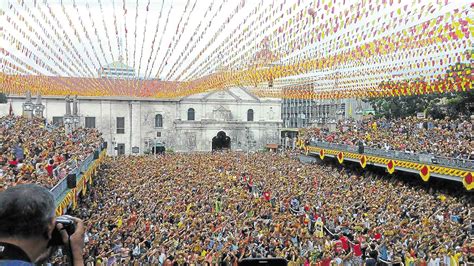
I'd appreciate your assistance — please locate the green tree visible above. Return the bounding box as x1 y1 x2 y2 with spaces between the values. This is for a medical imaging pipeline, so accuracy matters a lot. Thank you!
445 90 474 118
365 95 435 119
366 59 473 119
365 91 472 120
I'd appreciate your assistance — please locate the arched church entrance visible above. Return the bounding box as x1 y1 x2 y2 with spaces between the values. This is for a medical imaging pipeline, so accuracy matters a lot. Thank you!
212 131 231 151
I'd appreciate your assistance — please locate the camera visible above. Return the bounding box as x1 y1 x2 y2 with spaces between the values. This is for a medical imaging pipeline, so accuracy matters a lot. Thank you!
48 215 76 246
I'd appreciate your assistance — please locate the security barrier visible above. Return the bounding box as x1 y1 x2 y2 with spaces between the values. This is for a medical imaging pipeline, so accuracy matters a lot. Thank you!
301 140 474 191
50 144 107 215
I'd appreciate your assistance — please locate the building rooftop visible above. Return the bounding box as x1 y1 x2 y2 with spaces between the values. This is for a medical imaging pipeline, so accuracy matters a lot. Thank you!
101 61 134 70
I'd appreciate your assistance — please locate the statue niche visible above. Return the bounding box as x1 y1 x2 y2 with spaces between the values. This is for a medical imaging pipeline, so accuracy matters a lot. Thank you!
212 105 232 121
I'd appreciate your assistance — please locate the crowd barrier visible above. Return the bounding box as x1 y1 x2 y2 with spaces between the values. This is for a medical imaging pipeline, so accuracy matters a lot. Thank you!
310 140 474 170
303 140 474 191
50 143 107 215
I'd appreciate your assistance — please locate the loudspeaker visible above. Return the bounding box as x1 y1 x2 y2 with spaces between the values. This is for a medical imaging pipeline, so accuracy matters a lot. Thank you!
93 150 99 159
358 141 364 154
67 174 76 189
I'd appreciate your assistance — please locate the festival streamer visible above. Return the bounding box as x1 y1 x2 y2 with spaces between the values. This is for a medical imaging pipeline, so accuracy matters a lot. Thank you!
155 0 194 78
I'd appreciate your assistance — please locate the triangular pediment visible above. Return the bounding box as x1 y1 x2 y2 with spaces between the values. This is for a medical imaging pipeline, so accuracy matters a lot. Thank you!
214 105 229 112
203 90 240 101
181 87 261 102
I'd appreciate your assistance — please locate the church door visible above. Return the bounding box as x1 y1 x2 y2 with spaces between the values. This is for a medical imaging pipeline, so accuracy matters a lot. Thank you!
212 131 231 151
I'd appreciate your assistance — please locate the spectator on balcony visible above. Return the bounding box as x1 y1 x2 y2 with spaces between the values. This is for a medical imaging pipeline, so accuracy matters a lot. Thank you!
303 116 473 160
0 116 102 191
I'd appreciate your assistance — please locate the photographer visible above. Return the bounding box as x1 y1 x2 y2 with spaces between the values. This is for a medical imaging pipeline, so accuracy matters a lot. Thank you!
0 184 85 265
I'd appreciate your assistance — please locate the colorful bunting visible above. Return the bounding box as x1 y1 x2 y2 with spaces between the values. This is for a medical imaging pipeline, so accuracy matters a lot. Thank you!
337 151 344 164
420 165 430 182
319 149 325 160
387 160 395 174
463 172 473 190
360 155 367 168
0 0 472 99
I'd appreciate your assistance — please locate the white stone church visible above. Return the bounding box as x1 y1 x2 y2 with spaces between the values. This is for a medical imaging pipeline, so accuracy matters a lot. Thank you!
2 87 282 154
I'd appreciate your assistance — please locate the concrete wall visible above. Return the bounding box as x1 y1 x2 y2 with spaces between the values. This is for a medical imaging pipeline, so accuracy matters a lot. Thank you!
2 91 282 154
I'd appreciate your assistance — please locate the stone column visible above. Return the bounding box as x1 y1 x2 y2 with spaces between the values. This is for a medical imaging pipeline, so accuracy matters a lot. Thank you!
64 95 74 134
65 95 72 116
33 94 45 118
130 101 142 154
72 96 80 129
22 91 33 118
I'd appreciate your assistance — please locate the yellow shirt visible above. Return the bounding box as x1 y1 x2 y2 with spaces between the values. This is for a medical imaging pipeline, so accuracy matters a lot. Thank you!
405 256 415 266
450 252 461 266
287 261 298 266
372 122 377 131
117 217 123 228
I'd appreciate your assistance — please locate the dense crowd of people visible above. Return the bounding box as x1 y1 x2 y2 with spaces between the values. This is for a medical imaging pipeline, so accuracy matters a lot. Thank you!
67 152 472 265
1 113 472 265
0 115 103 191
302 116 474 160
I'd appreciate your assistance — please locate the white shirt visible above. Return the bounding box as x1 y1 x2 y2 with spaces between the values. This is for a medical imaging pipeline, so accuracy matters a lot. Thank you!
427 257 440 266
159 253 166 265
443 255 450 265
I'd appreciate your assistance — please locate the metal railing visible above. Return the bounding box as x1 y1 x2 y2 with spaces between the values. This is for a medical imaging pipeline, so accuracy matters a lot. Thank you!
309 140 474 170
50 146 103 204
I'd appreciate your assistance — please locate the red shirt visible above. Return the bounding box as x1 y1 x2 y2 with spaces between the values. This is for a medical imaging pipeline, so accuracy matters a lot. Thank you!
334 240 343 254
321 258 332 266
353 243 363 257
45 164 54 176
374 232 382 241
263 192 270 201
340 235 349 251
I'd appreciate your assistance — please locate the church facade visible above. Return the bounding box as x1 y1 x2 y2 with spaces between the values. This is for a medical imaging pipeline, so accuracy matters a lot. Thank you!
2 87 282 154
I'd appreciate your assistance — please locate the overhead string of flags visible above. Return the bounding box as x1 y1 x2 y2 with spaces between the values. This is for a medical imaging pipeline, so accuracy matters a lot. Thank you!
0 0 472 99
